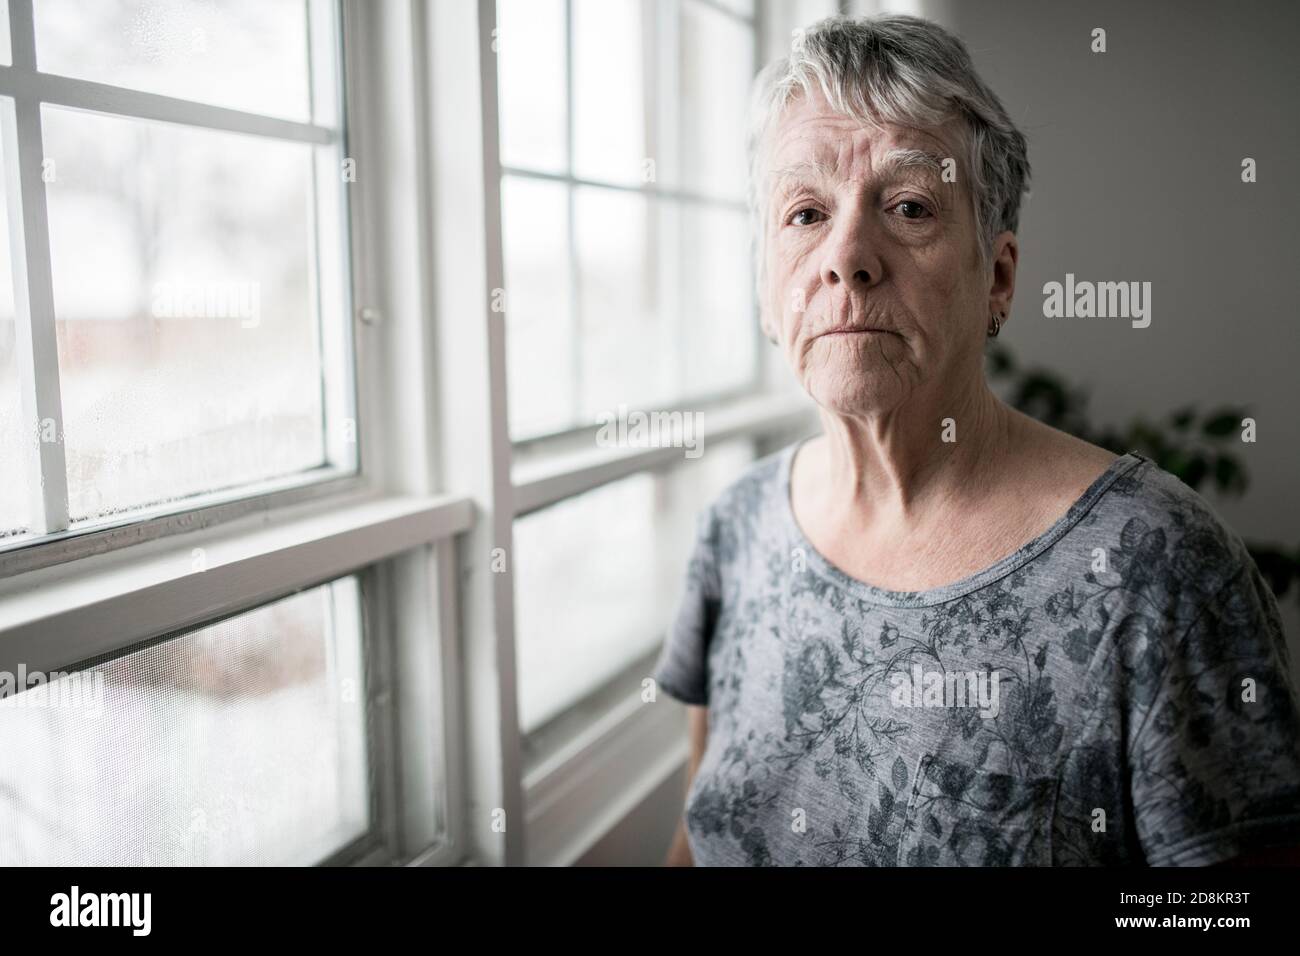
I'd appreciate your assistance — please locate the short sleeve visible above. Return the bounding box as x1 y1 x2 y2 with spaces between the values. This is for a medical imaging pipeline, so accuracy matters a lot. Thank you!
1129 554 1300 865
650 507 721 707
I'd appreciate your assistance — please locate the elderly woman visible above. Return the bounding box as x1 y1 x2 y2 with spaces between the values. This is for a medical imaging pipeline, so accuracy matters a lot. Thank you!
653 14 1300 867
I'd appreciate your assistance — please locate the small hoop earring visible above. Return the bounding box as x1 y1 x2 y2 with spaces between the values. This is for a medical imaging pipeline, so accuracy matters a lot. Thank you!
988 312 1002 337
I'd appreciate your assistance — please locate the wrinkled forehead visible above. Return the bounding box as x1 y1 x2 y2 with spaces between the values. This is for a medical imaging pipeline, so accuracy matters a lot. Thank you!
762 89 965 190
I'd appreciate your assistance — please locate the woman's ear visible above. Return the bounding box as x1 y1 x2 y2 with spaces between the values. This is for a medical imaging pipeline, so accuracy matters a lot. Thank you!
986 230 1019 319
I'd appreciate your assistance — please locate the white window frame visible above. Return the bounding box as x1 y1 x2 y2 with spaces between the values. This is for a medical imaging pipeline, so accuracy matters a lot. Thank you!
0 0 368 573
0 0 488 869
488 0 818 864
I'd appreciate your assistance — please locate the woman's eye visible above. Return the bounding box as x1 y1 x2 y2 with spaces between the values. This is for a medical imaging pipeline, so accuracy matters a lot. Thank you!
893 200 931 220
789 208 825 226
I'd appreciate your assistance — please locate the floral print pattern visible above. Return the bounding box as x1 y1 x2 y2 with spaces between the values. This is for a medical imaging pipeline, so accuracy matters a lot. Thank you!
652 444 1300 866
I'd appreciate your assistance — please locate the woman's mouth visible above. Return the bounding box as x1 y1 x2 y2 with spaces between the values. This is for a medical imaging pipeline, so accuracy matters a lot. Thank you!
817 327 897 339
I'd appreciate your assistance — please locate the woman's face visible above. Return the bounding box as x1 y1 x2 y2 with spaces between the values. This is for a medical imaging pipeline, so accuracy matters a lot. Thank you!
761 89 1012 417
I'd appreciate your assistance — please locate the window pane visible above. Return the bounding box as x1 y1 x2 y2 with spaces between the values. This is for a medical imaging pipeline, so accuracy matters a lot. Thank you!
678 203 755 396
0 577 369 866
514 441 755 731
677 0 753 199
33 0 312 122
43 106 334 523
580 191 757 420
496 0 567 174
575 186 671 418
498 0 762 441
573 0 645 186
508 187 757 440
503 175 575 438
0 119 29 540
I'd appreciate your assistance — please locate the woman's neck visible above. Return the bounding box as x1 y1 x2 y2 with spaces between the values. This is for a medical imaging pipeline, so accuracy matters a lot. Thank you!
809 377 1018 525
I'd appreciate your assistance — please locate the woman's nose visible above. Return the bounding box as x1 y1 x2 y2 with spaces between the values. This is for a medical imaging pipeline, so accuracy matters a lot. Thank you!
820 212 881 289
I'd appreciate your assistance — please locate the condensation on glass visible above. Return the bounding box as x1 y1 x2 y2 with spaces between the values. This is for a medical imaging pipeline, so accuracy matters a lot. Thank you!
0 576 369 866
42 108 327 521
0 0 353 542
32 0 313 122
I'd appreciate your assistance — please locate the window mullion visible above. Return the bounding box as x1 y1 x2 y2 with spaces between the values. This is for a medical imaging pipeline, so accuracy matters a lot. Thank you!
3 0 69 535
6 0 36 72
423 0 524 866
563 0 581 427
0 70 338 146
306 0 344 131
660 0 682 400
498 163 746 210
640 0 664 401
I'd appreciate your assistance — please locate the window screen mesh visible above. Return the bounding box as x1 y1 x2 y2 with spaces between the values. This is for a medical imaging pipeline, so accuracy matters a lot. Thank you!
0 577 369 865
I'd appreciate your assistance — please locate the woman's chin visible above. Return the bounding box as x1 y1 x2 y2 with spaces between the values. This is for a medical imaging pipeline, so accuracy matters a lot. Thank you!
802 375 905 417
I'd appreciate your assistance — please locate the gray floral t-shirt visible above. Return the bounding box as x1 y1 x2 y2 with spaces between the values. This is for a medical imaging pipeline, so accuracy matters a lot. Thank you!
651 442 1300 866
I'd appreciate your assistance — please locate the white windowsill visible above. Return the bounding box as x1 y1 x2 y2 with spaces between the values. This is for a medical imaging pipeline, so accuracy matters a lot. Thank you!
524 686 689 867
0 491 475 676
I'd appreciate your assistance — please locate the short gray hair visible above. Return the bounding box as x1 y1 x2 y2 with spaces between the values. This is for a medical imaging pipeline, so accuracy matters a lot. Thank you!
747 14 1031 283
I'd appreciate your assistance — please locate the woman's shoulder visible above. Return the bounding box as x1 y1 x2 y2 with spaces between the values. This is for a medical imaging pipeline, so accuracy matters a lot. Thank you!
1082 450 1259 608
1009 415 1262 623
1022 417 1251 574
1098 452 1246 548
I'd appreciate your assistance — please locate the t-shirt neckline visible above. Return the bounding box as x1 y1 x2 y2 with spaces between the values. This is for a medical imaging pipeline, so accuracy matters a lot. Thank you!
779 439 1149 608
